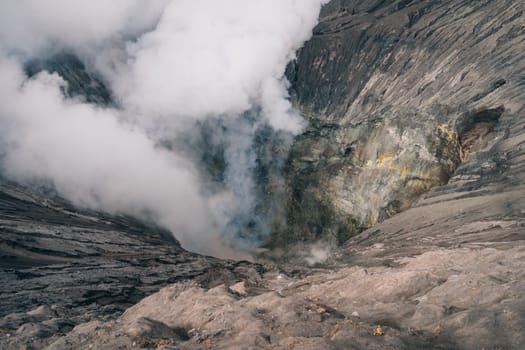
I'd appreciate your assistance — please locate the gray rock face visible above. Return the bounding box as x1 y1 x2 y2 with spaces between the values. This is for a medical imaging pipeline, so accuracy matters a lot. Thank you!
278 0 525 247
0 54 267 348
1 1 524 349
25 53 112 106
0 178 265 348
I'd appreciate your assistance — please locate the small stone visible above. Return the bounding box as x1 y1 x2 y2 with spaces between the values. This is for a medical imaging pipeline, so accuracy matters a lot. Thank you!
351 311 360 318
373 325 384 336
156 339 170 346
27 305 54 317
229 282 247 297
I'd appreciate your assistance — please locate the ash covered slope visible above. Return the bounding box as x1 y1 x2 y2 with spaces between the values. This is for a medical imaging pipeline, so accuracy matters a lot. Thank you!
277 0 525 247
0 177 263 348
0 55 265 349
39 1 525 349
1 1 524 349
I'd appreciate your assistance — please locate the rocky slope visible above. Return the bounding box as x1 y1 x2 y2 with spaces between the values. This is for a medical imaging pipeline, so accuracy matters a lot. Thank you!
1 0 524 349
36 243 525 350
0 55 266 349
0 178 264 349
275 0 525 249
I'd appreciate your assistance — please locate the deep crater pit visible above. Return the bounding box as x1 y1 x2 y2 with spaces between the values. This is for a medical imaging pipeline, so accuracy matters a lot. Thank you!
19 52 506 264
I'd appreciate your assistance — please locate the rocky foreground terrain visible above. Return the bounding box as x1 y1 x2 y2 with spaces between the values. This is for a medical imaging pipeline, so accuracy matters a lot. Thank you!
1 0 524 349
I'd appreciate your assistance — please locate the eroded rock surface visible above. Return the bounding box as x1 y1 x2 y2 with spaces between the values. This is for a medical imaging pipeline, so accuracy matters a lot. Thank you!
276 0 525 247
36 243 524 350
0 179 266 349
1 0 524 349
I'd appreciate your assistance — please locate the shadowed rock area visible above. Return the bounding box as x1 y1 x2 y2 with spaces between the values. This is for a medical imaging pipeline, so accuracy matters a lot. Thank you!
1 0 525 349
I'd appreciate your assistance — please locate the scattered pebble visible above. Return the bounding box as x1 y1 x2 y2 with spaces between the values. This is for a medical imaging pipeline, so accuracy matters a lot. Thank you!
373 325 384 336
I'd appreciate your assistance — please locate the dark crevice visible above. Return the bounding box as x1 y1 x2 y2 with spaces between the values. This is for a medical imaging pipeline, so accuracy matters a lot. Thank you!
456 106 504 160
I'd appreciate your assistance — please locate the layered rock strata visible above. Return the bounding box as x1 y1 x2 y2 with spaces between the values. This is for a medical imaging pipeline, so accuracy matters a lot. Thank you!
277 0 525 248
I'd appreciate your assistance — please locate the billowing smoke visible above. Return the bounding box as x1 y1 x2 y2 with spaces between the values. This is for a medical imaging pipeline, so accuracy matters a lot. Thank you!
0 0 327 258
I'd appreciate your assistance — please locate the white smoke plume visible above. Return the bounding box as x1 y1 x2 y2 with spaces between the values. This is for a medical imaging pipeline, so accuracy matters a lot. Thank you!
0 0 327 258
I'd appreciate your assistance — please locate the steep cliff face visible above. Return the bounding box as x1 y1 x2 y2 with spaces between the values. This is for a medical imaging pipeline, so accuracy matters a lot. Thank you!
278 0 524 247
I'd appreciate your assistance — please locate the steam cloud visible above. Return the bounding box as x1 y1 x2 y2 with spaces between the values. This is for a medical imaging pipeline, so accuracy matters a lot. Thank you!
0 0 327 258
